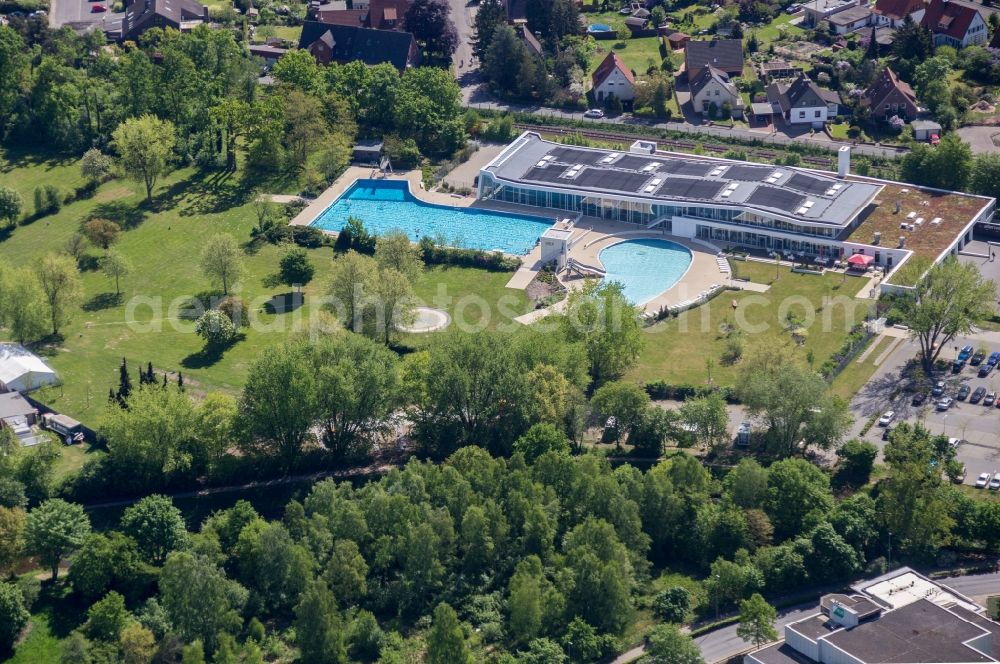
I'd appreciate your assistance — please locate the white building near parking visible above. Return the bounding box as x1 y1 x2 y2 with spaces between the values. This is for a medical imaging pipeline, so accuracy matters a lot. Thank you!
477 133 993 290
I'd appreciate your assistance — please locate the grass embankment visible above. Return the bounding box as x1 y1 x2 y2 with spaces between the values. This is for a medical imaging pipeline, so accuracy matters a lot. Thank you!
628 260 870 385
0 150 527 426
829 335 892 401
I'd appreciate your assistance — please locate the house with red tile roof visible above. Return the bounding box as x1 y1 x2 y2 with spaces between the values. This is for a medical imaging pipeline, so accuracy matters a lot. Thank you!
871 0 927 27
591 52 635 103
863 67 920 122
367 0 409 29
920 0 988 47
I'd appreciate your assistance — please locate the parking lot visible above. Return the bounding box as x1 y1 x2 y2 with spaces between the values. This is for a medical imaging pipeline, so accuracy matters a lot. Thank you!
853 332 1000 487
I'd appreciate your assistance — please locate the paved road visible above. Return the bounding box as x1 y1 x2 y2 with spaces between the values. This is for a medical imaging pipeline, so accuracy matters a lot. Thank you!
693 602 818 664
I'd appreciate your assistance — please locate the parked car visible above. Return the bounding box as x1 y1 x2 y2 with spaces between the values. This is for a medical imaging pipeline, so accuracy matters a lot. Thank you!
882 425 894 441
986 392 998 407
930 134 940 146
948 437 961 449
953 359 966 373
989 351 1000 366
989 474 1000 491
911 392 927 406
936 397 954 411
957 384 970 401
979 362 994 378
877 411 895 426
932 380 946 396
959 345 974 361
977 472 992 488
953 465 967 484
90 4 106 11
972 351 986 366
583 109 605 119
971 387 987 403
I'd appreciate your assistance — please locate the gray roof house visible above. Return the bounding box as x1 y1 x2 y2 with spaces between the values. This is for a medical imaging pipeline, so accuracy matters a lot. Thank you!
767 74 840 126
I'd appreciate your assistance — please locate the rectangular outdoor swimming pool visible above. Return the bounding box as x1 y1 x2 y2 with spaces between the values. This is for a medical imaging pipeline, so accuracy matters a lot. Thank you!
309 179 553 255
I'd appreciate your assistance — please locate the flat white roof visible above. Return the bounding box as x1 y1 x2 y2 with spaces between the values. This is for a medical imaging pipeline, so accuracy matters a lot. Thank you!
861 570 980 613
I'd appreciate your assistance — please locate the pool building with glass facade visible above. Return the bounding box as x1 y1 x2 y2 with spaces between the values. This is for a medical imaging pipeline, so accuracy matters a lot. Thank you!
479 132 993 288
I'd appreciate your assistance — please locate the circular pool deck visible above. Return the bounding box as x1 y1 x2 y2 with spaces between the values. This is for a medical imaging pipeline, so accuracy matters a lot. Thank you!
397 307 452 333
566 227 730 313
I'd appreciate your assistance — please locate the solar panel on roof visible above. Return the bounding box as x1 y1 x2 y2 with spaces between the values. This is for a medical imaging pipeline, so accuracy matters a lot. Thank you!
746 186 805 212
661 161 714 177
547 147 603 165
616 155 665 171
786 173 832 195
575 168 650 191
656 179 724 200
724 165 772 181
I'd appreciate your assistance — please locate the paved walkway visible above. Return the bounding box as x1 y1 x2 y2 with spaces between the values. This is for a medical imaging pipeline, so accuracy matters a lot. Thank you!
290 167 475 228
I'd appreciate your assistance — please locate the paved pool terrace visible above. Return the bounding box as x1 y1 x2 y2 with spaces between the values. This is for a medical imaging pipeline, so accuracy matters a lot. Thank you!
293 168 746 315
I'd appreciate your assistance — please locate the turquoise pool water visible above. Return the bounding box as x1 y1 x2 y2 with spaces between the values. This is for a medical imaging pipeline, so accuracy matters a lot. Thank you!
588 23 612 31
309 179 552 255
599 239 693 305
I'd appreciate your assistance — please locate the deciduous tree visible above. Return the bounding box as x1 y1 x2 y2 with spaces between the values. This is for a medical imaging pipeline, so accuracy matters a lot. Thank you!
898 258 996 369
405 0 459 58
120 494 188 565
35 252 83 336
0 186 22 228
24 498 91 579
99 249 131 295
200 234 245 295
294 579 348 664
737 593 778 649
112 115 176 202
426 602 473 664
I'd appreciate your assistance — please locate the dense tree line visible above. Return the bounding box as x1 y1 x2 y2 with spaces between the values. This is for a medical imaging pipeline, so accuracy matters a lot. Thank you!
6 418 999 661
0 22 465 186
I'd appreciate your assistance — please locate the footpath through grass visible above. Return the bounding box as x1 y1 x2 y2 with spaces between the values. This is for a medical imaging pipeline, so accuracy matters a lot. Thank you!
628 260 871 385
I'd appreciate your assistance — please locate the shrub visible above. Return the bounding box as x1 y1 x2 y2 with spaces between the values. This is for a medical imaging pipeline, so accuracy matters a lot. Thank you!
195 310 237 348
417 236 520 271
383 134 422 169
218 296 249 328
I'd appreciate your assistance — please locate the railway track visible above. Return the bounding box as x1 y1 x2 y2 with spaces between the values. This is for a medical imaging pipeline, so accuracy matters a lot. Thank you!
514 122 839 168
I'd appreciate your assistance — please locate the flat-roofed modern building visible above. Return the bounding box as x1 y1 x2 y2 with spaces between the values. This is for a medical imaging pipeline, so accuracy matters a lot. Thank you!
746 567 1000 663
478 132 994 290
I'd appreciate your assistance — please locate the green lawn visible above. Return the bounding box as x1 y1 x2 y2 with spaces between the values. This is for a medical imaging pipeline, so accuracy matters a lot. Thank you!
591 36 668 79
628 261 871 385
6 614 62 664
750 12 805 44
829 334 887 401
0 152 527 425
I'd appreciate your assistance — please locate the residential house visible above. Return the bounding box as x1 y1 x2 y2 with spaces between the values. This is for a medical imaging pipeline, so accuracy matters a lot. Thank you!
920 0 987 47
517 24 543 56
826 4 872 33
315 5 368 26
249 44 288 66
298 21 420 70
863 67 919 121
767 74 839 127
871 0 926 27
591 51 635 104
500 0 527 23
367 0 409 29
689 65 744 118
990 22 1000 47
801 0 863 27
117 0 208 41
684 38 744 80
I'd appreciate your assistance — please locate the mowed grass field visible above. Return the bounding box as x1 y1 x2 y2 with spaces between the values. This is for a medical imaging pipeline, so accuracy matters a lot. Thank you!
0 150 529 425
627 260 872 385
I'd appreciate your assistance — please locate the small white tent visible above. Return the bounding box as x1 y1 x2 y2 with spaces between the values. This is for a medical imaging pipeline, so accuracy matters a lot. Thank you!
0 343 58 392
